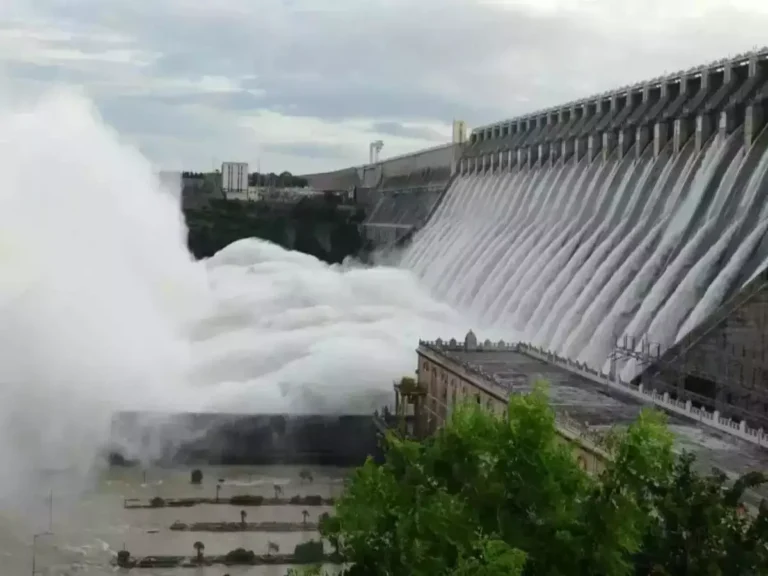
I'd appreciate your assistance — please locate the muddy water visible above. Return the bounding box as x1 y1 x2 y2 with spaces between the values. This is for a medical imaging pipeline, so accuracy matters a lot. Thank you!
2 466 347 575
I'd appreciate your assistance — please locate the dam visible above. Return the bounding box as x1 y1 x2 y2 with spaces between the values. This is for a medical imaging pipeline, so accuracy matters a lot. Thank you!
404 51 768 358
302 48 768 432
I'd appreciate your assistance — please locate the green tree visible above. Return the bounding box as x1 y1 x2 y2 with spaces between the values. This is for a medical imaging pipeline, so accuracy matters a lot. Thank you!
321 382 768 576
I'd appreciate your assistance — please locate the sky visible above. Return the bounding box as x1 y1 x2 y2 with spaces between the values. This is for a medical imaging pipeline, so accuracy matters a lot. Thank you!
1 0 767 174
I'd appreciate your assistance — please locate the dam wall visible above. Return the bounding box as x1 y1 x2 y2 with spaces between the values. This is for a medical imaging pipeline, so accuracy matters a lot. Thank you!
362 143 463 248
400 47 768 412
107 412 380 467
302 144 463 249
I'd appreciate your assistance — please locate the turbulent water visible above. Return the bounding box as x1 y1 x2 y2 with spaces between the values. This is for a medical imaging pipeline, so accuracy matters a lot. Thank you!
0 91 468 527
402 124 768 376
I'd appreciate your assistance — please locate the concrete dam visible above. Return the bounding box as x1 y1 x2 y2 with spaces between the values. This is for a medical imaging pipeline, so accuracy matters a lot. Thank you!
397 48 768 379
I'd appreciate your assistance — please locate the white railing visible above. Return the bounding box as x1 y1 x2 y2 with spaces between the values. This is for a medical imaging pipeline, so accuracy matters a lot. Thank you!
516 342 768 449
419 337 768 449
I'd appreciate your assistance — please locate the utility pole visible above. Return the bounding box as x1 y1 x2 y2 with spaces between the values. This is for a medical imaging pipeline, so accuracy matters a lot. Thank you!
48 489 53 532
31 532 52 575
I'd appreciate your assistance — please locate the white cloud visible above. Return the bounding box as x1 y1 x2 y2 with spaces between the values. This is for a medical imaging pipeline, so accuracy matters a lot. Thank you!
0 0 766 172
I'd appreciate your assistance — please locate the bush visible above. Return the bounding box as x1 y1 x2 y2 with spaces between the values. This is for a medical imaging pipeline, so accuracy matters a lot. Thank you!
167 499 197 507
229 495 264 506
116 550 130 567
289 495 323 505
224 547 255 564
149 496 165 508
293 540 325 563
190 469 203 484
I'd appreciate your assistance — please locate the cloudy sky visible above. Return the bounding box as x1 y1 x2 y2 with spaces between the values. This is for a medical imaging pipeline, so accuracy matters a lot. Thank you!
1 0 767 174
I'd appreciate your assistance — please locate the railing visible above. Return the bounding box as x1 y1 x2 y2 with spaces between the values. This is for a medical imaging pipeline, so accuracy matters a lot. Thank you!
515 342 768 449
419 339 612 453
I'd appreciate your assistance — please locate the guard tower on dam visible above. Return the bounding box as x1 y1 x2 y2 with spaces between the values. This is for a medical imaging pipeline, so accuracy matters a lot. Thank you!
460 48 768 173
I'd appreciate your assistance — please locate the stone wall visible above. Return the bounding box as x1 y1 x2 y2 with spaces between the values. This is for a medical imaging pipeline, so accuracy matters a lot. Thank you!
107 413 378 467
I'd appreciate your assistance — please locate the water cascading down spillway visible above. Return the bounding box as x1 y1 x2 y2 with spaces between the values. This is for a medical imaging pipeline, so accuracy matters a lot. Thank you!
401 48 768 380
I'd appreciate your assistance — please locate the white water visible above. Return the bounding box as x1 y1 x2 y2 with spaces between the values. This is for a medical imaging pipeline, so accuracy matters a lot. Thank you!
403 123 768 383
0 91 469 522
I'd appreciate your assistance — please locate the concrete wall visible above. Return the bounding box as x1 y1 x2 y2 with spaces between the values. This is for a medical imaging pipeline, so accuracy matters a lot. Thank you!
361 143 462 249
302 167 361 192
461 49 768 173
300 145 462 250
107 412 379 467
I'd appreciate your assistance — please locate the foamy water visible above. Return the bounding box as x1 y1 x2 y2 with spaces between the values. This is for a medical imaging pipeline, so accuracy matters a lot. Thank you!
0 90 468 528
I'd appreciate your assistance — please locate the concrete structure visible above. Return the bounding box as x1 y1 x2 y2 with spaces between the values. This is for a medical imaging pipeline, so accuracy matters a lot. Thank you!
619 266 768 431
361 143 462 248
415 332 768 506
462 48 768 173
300 142 465 250
452 120 468 145
108 412 378 466
221 161 249 194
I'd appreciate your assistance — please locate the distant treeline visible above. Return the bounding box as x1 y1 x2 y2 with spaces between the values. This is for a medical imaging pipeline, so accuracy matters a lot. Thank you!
184 193 366 263
182 171 309 188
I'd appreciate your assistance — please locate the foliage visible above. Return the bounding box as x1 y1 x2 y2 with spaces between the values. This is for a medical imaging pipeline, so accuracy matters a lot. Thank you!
193 541 204 563
224 547 255 564
320 382 768 576
149 496 165 508
184 194 363 262
230 494 264 506
116 550 131 567
293 540 326 563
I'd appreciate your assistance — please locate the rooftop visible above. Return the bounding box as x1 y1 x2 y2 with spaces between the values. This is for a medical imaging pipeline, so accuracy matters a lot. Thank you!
420 339 768 505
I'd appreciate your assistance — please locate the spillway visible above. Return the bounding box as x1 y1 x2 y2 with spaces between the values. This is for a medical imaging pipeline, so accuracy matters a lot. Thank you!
400 48 768 378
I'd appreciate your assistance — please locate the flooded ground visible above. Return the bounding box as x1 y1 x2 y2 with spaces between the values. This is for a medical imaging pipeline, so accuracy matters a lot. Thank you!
1 465 347 575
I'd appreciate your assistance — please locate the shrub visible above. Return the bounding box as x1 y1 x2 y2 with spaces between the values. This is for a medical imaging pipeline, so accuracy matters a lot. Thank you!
230 495 264 506
293 540 325 563
149 496 165 508
224 547 255 564
190 469 203 484
116 550 130 567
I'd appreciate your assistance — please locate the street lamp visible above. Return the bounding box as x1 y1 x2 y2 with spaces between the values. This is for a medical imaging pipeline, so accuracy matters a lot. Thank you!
31 531 52 575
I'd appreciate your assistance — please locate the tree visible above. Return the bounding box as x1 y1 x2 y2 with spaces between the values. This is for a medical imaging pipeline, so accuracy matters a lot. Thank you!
299 469 314 484
267 541 280 556
193 541 204 564
302 509 309 527
190 469 203 484
240 509 247 527
320 382 768 576
274 484 283 499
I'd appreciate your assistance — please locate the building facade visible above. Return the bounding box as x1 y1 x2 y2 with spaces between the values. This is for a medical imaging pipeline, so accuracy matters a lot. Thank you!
221 161 249 194
394 332 609 476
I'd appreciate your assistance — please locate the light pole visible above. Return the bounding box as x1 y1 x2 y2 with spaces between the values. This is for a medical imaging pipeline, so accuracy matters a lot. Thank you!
31 531 52 575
